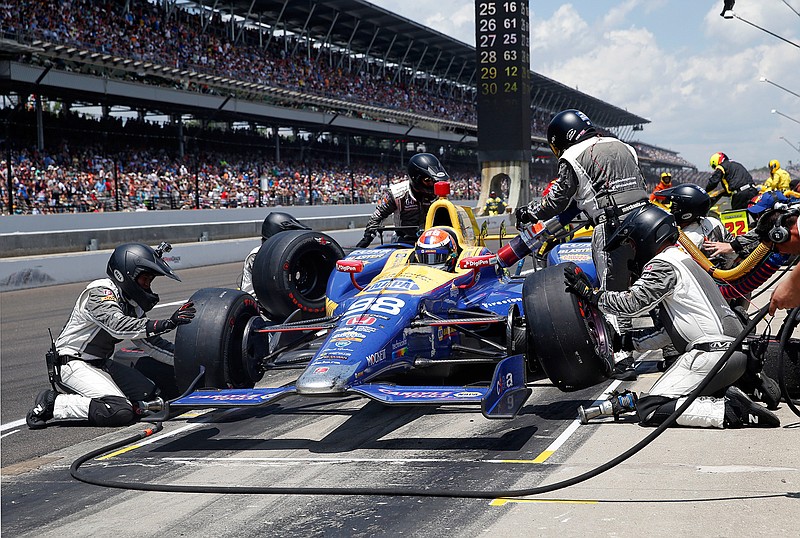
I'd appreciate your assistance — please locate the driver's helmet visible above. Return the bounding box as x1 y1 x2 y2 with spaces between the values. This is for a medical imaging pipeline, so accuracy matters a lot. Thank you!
769 159 780 173
407 153 449 201
415 228 458 271
106 242 180 311
660 172 672 185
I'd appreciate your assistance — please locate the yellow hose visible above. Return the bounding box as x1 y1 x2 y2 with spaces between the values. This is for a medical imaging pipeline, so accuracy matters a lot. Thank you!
677 230 771 280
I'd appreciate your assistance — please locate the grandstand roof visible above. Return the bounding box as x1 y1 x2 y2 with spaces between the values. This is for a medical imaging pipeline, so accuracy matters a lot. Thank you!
193 0 649 129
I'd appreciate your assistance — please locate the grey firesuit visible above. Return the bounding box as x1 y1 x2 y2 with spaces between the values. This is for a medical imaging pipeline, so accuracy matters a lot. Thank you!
364 180 432 243
52 278 175 425
527 135 649 335
598 245 747 428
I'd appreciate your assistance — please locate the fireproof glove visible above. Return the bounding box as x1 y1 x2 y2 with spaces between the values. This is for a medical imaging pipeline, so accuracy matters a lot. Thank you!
514 205 538 229
356 231 375 248
148 301 196 335
563 266 603 307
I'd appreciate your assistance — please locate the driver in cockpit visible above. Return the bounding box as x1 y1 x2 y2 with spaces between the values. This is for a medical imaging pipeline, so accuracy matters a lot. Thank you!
414 228 459 272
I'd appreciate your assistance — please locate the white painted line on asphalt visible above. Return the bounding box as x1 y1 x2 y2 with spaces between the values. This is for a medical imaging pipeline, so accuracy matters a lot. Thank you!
1 429 21 439
1 419 27 433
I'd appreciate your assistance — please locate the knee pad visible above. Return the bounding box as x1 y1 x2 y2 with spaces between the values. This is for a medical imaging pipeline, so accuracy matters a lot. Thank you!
636 395 675 426
88 396 136 427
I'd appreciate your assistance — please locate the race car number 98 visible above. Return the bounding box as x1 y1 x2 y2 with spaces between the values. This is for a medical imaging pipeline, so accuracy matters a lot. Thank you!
348 297 406 316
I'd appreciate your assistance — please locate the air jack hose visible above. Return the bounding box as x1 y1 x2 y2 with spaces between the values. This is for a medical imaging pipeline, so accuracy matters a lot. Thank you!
71 306 770 498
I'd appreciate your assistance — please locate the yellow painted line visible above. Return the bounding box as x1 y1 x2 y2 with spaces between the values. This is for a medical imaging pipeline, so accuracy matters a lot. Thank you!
97 445 142 460
531 450 554 463
490 498 598 506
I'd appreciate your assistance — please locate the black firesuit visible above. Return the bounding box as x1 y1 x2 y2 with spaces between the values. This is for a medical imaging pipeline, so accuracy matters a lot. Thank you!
50 278 176 426
705 160 758 210
362 180 432 244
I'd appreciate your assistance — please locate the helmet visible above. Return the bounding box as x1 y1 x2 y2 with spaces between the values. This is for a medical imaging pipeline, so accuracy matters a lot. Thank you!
407 153 449 200
415 228 458 271
107 243 180 311
604 205 679 274
546 109 597 158
709 152 728 169
769 159 780 172
490 191 497 197
261 211 310 241
660 172 672 184
658 184 711 226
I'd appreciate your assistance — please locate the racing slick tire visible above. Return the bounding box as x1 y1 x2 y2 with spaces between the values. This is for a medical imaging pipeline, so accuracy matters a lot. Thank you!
174 288 260 392
523 262 614 391
252 230 344 322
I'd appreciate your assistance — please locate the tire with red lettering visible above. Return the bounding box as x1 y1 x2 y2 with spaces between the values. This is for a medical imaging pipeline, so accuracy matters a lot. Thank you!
174 288 259 392
523 262 614 391
252 230 344 322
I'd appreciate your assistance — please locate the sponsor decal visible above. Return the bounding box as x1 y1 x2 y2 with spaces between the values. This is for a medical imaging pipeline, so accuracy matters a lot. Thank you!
366 349 386 365
313 367 330 374
346 315 377 326
112 269 124 282
314 236 330 245
437 327 456 341
314 355 350 362
350 251 388 260
333 330 368 339
365 279 420 292
482 297 522 308
190 393 272 401
391 337 408 351
335 341 352 348
162 255 181 264
391 347 408 359
453 391 484 398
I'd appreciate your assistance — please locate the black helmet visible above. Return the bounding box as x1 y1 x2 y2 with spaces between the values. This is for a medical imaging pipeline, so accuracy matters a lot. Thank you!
546 109 597 158
261 211 310 241
658 184 711 226
106 242 180 311
604 204 679 273
407 153 449 200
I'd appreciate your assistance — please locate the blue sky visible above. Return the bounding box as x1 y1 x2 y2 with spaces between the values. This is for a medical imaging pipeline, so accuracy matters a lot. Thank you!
370 1 800 171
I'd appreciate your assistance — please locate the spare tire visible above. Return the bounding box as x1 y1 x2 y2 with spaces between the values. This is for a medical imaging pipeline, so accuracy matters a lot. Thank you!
252 230 344 321
174 288 259 392
523 262 614 391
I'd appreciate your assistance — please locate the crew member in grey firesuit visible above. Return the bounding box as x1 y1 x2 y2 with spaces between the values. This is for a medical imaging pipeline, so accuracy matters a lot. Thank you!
356 153 449 248
26 243 196 429
705 151 759 211
567 205 780 429
240 212 310 299
515 109 649 377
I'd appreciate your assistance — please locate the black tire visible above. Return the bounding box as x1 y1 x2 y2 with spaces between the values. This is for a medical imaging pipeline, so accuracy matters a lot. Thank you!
762 337 800 399
252 230 344 322
523 262 614 391
174 288 259 392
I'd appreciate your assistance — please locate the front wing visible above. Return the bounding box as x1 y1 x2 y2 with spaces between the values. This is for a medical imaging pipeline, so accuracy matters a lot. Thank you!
169 355 530 419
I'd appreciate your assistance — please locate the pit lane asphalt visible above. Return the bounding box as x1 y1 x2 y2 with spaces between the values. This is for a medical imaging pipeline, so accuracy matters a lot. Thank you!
2 258 615 537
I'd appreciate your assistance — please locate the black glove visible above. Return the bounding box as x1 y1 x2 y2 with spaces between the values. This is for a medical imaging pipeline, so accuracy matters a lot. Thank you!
355 231 375 248
564 266 603 306
515 205 538 228
148 301 196 335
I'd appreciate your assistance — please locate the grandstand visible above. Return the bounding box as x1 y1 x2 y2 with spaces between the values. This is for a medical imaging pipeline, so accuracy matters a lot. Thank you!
0 0 697 214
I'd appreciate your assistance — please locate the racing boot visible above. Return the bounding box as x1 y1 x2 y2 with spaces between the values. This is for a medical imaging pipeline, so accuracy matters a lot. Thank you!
578 390 638 424
612 351 638 381
134 397 165 416
723 386 780 428
752 372 781 411
26 389 57 430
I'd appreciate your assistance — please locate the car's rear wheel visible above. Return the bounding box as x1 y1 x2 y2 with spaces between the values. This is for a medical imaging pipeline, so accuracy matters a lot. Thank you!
523 262 614 391
252 230 344 322
174 288 259 392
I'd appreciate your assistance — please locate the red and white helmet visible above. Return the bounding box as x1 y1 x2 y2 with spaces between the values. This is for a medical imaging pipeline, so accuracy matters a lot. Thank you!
415 228 458 271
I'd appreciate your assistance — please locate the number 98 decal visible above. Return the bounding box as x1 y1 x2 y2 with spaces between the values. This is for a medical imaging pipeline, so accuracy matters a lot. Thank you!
347 297 406 316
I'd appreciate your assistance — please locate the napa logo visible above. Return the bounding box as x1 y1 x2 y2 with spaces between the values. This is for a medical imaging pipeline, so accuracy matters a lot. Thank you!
365 278 420 292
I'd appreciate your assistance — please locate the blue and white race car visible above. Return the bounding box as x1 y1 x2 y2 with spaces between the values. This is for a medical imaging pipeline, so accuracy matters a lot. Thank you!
170 185 614 419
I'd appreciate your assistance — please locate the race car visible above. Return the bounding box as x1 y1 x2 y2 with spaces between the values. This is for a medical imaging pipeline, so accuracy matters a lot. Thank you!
168 182 615 419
